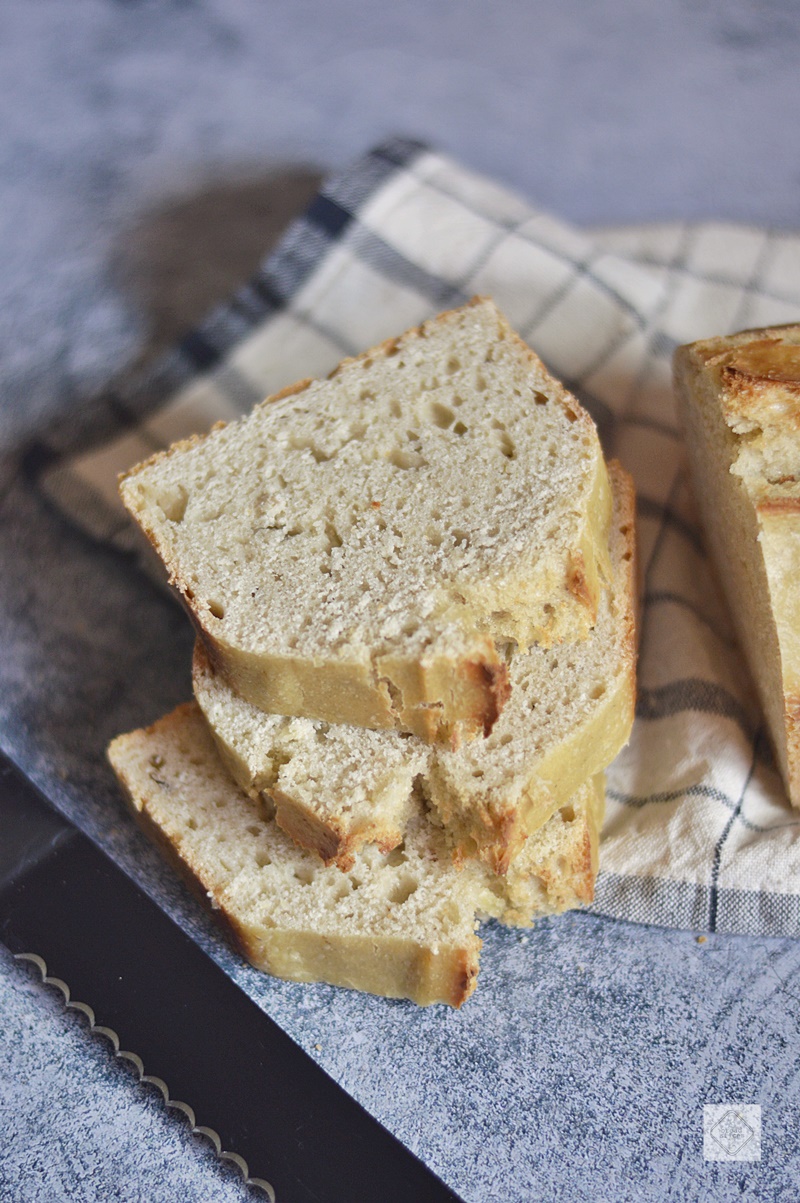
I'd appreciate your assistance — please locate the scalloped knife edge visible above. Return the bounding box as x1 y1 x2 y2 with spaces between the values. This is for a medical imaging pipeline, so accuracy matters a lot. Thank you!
0 751 465 1203
13 951 276 1199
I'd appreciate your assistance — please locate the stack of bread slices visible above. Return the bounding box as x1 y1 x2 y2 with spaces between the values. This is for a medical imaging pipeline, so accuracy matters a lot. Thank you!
108 298 637 1007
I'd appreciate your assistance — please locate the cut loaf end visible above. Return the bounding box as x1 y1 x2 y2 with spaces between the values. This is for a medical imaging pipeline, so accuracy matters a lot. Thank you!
674 325 800 807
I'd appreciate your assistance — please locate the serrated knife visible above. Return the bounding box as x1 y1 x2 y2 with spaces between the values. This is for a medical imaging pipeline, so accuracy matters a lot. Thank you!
0 751 465 1203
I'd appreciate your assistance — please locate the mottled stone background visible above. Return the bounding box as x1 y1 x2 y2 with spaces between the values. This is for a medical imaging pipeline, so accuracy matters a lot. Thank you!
1 2 799 1200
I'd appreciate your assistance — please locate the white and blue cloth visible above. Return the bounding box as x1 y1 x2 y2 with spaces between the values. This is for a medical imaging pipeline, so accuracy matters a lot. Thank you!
35 137 800 936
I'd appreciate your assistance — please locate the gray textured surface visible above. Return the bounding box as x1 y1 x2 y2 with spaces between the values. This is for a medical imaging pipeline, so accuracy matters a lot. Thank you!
1 2 800 1200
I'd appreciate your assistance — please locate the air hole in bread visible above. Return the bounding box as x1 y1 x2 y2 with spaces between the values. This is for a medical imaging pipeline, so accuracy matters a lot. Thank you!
324 519 343 550
389 398 402 418
387 448 427 470
255 849 272 869
500 640 516 664
293 865 316 886
446 355 462 374
157 485 189 523
452 393 465 407
444 900 465 923
389 875 419 904
425 526 443 548
289 435 332 463
451 529 470 547
428 401 456 429
186 816 198 830
471 769 485 779
385 844 407 867
475 373 488 392
559 805 576 823
590 683 606 700
494 430 516 459
333 880 351 900
534 391 549 406
208 600 225 620
452 421 469 436
246 824 262 838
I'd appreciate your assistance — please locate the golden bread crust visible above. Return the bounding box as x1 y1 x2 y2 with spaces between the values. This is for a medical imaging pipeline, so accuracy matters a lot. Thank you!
675 325 800 807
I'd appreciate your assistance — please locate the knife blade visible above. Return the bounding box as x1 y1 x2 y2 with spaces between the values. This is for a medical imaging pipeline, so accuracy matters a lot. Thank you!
0 752 465 1203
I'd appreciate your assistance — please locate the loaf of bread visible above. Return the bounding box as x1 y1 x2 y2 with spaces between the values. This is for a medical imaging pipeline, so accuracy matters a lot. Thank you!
107 702 603 1007
119 298 611 745
193 461 635 874
675 325 800 806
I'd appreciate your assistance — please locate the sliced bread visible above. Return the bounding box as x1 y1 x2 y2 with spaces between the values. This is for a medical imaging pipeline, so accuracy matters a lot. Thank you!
119 298 612 745
430 460 635 872
481 772 605 927
107 702 603 1006
674 325 800 807
192 640 430 870
193 461 635 875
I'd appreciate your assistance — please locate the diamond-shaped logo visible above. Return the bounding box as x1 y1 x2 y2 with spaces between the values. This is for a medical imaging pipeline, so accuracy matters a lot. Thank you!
703 1104 761 1161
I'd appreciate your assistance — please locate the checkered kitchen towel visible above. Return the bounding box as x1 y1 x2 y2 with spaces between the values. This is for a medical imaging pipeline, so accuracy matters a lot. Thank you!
36 137 800 937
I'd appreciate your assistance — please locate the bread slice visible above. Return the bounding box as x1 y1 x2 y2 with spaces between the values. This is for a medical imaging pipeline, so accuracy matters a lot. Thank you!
427 460 633 872
192 640 431 870
481 773 605 927
107 703 603 1006
193 461 635 875
119 298 612 745
674 325 800 807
